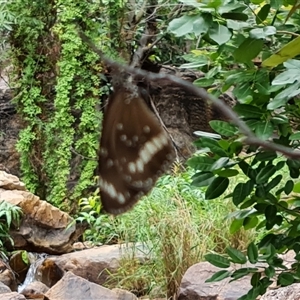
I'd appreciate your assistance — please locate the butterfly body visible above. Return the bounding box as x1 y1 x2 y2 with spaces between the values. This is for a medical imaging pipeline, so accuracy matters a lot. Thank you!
99 85 175 215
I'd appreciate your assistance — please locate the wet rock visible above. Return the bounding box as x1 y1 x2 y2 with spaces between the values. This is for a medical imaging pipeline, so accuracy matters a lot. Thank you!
35 259 64 288
20 281 49 297
9 251 30 284
0 281 11 293
45 271 119 300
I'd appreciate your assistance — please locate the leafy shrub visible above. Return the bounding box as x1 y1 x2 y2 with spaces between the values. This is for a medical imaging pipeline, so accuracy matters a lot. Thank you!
0 200 22 259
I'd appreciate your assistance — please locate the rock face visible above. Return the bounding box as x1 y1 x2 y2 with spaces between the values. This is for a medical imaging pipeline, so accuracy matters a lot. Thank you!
178 262 252 300
0 171 81 254
0 74 22 177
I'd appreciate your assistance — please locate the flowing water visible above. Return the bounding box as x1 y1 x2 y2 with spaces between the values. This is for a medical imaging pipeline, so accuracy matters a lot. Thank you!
18 252 48 292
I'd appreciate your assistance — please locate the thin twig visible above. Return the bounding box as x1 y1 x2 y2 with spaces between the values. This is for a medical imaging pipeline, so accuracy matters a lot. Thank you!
148 95 181 160
78 31 300 160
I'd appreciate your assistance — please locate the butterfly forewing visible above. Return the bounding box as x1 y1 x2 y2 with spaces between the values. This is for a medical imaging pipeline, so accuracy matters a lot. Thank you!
99 88 174 215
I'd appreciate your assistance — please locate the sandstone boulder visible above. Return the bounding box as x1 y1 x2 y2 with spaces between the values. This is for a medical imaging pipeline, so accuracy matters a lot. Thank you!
0 292 26 300
36 244 149 287
0 171 82 254
178 261 252 300
45 271 119 300
260 283 300 300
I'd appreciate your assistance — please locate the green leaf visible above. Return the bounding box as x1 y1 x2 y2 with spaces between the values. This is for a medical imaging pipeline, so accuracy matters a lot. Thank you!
234 104 264 118
276 161 285 170
226 247 247 264
289 132 300 140
256 151 277 162
278 273 294 286
267 82 300 110
209 121 238 137
247 242 258 264
233 181 254 206
265 205 277 229
217 169 239 177
187 156 215 171
243 216 258 230
231 268 258 280
284 180 294 195
221 12 248 21
210 157 230 171
256 165 277 184
272 70 300 86
205 177 229 200
250 26 276 39
265 174 282 192
191 171 215 187
21 251 29 265
233 83 253 104
251 272 261 287
193 15 211 35
167 15 198 37
265 265 275 278
239 161 257 180
234 38 264 63
205 253 231 268
293 181 300 193
208 23 232 45
205 270 231 282
230 218 244 234
227 20 250 30
255 121 274 140
194 77 215 87
198 137 228 157
256 4 271 24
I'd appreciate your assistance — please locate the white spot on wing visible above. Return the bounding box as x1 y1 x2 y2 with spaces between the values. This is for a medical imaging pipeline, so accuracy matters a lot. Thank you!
100 178 126 204
120 134 127 141
125 140 132 147
128 162 136 173
143 125 150 133
106 159 114 168
136 158 144 172
100 148 108 157
118 194 125 204
125 132 172 174
116 123 123 130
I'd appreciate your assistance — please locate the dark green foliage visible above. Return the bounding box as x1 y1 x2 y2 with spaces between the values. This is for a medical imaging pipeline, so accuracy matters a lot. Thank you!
6 0 107 207
170 0 300 298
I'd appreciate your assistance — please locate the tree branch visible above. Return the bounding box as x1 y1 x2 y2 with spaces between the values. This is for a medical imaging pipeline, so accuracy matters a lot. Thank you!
79 31 300 160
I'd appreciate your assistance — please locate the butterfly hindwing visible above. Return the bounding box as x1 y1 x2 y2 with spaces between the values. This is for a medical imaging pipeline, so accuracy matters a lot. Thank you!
99 87 174 215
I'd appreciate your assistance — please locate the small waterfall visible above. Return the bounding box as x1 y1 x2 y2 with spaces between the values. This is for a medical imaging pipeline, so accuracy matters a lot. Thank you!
18 252 48 292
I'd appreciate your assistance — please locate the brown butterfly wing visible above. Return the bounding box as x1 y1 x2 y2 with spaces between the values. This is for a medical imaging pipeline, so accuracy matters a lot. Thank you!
99 88 174 215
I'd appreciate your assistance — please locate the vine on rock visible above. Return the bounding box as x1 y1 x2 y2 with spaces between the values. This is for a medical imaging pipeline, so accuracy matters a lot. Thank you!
7 0 115 208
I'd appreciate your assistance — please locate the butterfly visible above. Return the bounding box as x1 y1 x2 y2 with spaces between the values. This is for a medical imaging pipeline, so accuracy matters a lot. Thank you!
98 81 175 215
